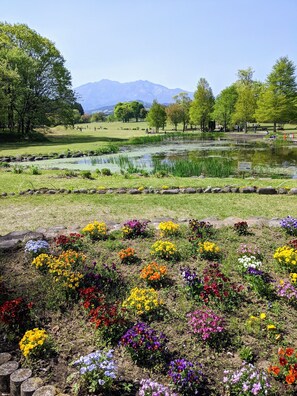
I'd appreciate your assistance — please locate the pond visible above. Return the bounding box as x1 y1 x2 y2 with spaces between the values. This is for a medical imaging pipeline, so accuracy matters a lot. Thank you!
18 139 297 177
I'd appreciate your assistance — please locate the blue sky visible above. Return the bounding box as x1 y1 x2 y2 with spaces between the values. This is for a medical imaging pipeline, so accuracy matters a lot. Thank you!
2 0 297 95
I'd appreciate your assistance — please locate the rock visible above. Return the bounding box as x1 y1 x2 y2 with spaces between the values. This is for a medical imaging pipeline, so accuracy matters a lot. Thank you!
116 189 127 194
22 232 45 243
184 188 197 194
128 189 142 194
241 186 256 193
267 218 282 227
231 187 240 193
79 189 88 194
46 190 56 194
278 188 288 194
32 385 58 396
72 189 80 194
0 239 21 251
257 187 277 194
160 189 179 194
1 192 7 197
89 189 96 194
211 187 221 193
288 188 297 195
96 190 106 194
203 187 212 193
221 186 231 193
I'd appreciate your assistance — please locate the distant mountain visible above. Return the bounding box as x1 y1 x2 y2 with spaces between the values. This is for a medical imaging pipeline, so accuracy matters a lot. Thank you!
74 79 193 113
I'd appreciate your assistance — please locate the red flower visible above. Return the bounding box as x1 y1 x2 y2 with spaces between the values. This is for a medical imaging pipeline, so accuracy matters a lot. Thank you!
286 348 295 357
268 365 280 376
279 357 288 366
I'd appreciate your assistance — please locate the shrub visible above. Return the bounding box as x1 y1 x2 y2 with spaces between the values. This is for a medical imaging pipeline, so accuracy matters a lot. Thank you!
151 240 178 261
82 221 108 240
276 280 297 304
180 267 203 299
140 262 167 286
280 216 297 236
24 239 50 257
73 349 116 393
19 328 49 359
158 221 180 238
80 170 92 179
0 297 32 333
224 362 271 395
122 287 163 316
118 247 138 264
120 322 168 367
138 379 177 396
101 168 112 176
168 359 204 395
188 219 214 241
198 241 221 261
237 244 263 260
274 245 297 270
29 165 41 175
54 233 84 251
187 307 226 341
238 255 262 270
268 347 297 385
233 221 249 235
122 219 150 239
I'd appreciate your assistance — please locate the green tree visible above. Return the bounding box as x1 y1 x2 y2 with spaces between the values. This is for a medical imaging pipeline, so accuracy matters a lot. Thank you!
166 103 184 130
173 92 191 131
212 84 238 131
114 102 133 122
90 112 106 122
189 78 214 132
255 57 297 132
0 22 75 135
130 101 145 122
232 68 259 133
146 100 166 132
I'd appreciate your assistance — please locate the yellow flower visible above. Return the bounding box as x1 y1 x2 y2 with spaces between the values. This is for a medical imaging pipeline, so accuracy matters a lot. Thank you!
267 324 276 331
260 313 266 320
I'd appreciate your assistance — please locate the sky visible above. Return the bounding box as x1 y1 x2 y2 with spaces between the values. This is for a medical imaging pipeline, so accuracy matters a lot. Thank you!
2 0 297 95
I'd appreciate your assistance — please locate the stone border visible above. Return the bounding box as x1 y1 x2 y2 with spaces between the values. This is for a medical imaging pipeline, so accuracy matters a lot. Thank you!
1 186 297 198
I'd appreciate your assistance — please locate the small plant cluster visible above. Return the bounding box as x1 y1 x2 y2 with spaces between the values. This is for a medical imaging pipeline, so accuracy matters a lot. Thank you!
118 247 138 264
188 219 214 241
180 267 203 299
54 233 84 251
19 328 49 359
158 221 180 238
237 244 263 260
82 221 108 240
276 279 297 304
24 239 50 257
122 287 163 316
198 241 221 260
238 255 263 270
79 286 127 342
120 322 168 367
140 262 167 285
0 297 32 332
280 216 297 236
122 219 150 239
246 312 280 340
268 347 297 385
187 306 225 341
234 221 249 235
243 266 274 297
223 362 271 395
73 349 116 393
274 245 297 270
168 359 204 395
138 378 177 396
150 240 178 261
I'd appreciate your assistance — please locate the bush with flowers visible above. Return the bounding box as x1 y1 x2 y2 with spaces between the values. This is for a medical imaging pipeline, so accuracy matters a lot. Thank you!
140 262 167 286
72 349 116 393
0 297 33 333
268 347 297 385
122 287 163 317
54 233 84 251
118 247 138 264
238 255 262 270
237 244 263 260
31 253 52 272
19 328 50 359
246 312 280 340
187 306 226 342
233 221 249 235
243 266 274 297
180 267 203 299
188 219 214 240
138 379 177 396
223 362 271 395
276 279 297 305
24 239 50 258
82 221 108 240
120 322 168 367
198 241 221 260
290 272 297 284
274 245 297 270
168 359 204 395
158 221 180 238
150 240 178 261
280 216 297 236
121 219 150 239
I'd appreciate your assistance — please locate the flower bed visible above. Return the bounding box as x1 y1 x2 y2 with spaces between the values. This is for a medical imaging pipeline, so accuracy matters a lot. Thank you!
1 217 297 395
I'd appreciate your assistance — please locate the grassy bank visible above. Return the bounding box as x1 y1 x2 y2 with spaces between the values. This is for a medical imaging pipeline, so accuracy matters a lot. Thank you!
1 193 297 235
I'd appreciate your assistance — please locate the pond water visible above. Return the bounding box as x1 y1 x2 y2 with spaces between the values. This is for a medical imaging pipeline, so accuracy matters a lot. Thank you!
18 139 297 176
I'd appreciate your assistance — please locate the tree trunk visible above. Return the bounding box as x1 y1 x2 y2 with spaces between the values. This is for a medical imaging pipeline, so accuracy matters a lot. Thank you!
0 360 19 394
21 377 43 396
273 121 276 133
10 368 32 396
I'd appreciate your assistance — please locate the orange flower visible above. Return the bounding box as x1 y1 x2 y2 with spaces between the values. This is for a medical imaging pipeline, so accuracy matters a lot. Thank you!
267 365 280 376
278 347 285 356
286 348 295 357
285 374 295 385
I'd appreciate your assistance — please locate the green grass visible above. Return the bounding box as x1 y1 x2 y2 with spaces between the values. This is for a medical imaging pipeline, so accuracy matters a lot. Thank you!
1 193 297 235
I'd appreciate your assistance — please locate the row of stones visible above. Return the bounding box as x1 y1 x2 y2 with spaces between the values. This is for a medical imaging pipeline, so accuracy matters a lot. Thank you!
0 354 66 396
1 186 297 198
0 151 98 163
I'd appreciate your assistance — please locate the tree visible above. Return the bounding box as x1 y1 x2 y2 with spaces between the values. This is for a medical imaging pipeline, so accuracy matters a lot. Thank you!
255 57 297 132
189 78 214 132
146 100 166 132
0 23 75 135
130 101 145 122
114 102 133 122
166 103 183 130
212 85 238 131
90 112 106 122
173 92 191 131
232 68 259 133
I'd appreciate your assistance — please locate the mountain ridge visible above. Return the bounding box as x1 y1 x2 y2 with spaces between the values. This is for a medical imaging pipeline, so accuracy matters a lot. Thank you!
75 79 193 113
